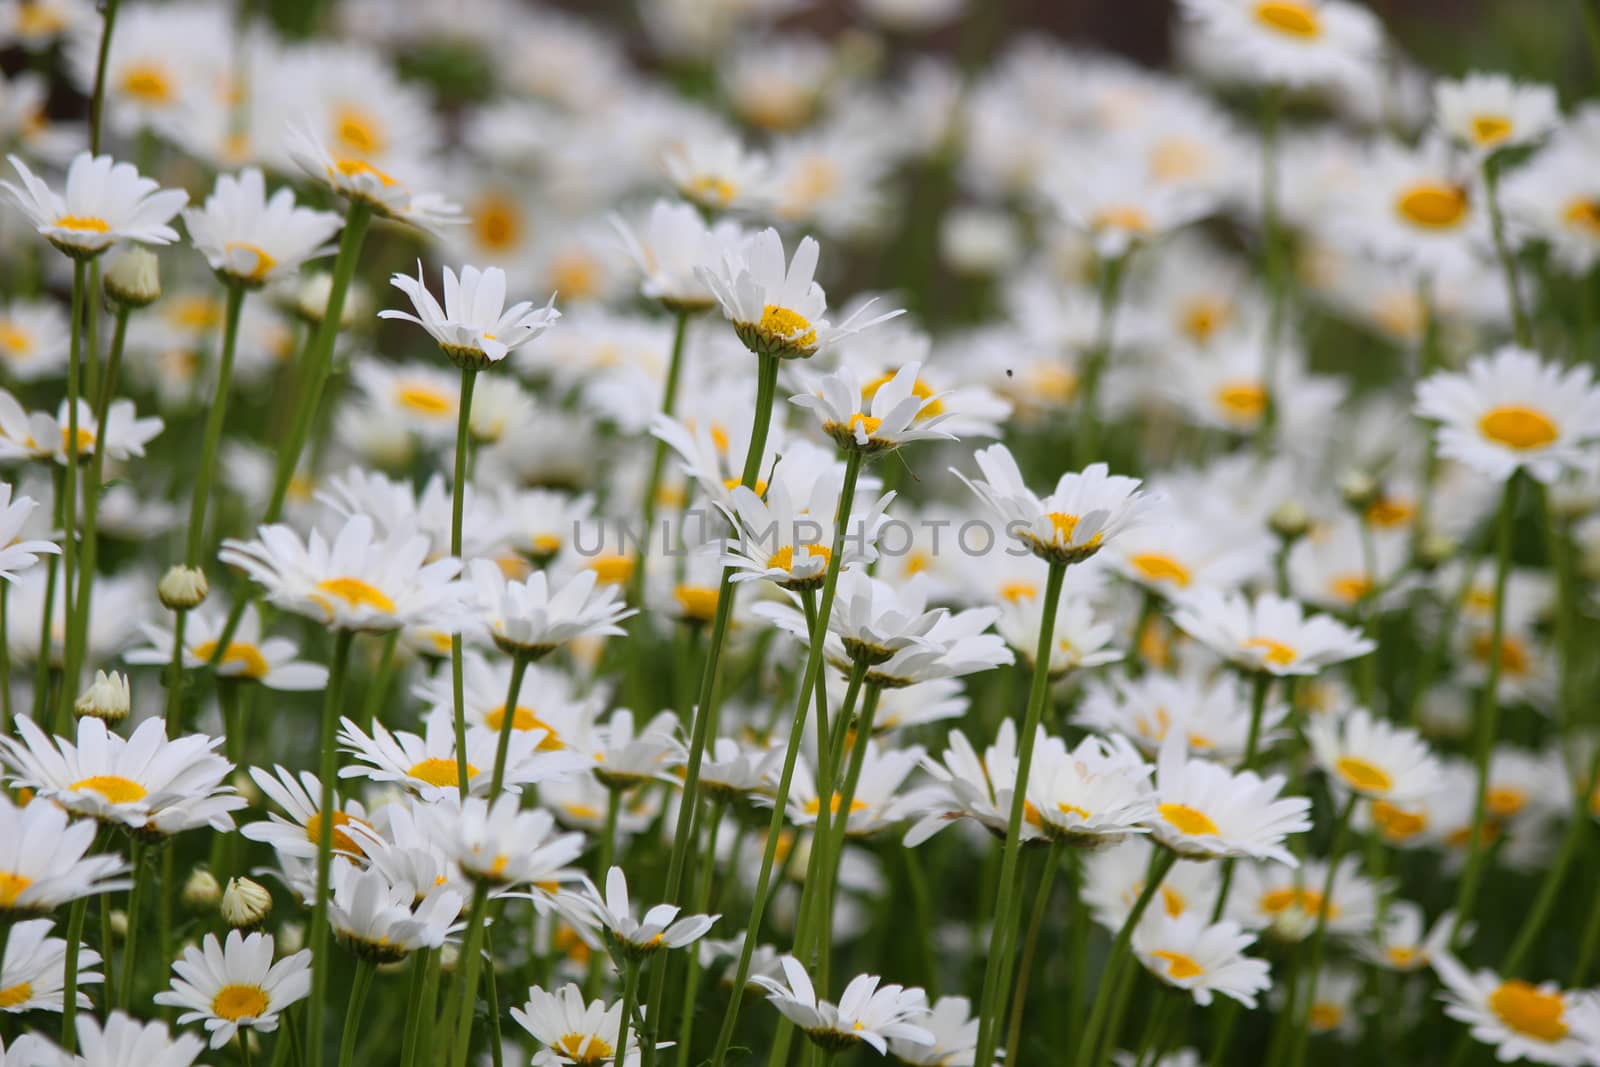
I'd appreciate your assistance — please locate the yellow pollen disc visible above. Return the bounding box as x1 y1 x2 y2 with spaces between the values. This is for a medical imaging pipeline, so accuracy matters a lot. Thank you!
846 413 883 436
305 810 368 856
1023 801 1043 828
1478 405 1559 451
0 872 34 907
1215 382 1268 423
119 62 174 103
1329 574 1373 604
903 550 932 576
1366 497 1414 528
60 427 95 454
1335 756 1393 795
551 255 600 301
1180 298 1230 342
192 640 270 680
1030 364 1077 403
1469 633 1530 676
999 581 1039 603
70 775 147 804
332 158 397 188
0 982 30 1009
588 554 634 585
1489 981 1568 1043
1564 198 1600 237
758 305 817 350
674 585 720 621
1150 138 1208 183
16 5 65 34
212 983 270 1021
1396 182 1470 229
562 802 602 821
472 193 523 252
1486 786 1527 817
1241 637 1298 667
554 1033 614 1064
804 794 868 816
768 544 831 574
1046 512 1082 542
532 533 562 555
1309 1003 1343 1031
862 372 945 419
1471 114 1514 147
225 242 277 281
1093 205 1151 234
0 323 32 355
1129 553 1192 588
333 105 385 158
396 383 454 417
314 577 396 614
554 926 591 963
408 758 476 788
1254 0 1322 36
1260 887 1332 917
1161 887 1185 918
1151 950 1205 980
1159 802 1219 836
1056 802 1092 821
54 215 110 233
487 854 510 877
689 175 736 206
1386 945 1419 967
484 705 565 750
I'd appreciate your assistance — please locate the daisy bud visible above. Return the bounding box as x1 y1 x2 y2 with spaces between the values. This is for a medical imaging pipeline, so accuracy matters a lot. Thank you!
221 876 273 929
73 670 131 724
104 248 162 308
1416 533 1458 571
183 868 222 910
109 909 128 939
1338 470 1380 512
278 921 305 954
294 271 367 328
157 564 209 610
1269 501 1311 542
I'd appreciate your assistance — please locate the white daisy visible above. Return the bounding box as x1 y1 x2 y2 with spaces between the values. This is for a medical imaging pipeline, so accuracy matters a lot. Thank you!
753 957 934 1055
888 994 985 1066
1355 900 1457 973
995 593 1123 676
1151 736 1312 866
380 262 560 370
1226 855 1380 942
0 299 69 380
905 721 1035 847
0 917 100 1013
153 930 311 1049
1176 0 1382 90
782 742 926 839
1 151 186 257
239 765 373 862
1022 733 1157 846
338 709 584 801
62 1011 207 1067
417 793 587 889
580 866 717 961
182 167 343 286
612 198 744 311
0 793 127 916
1076 670 1287 767
1307 706 1443 805
661 130 772 213
1435 74 1560 156
0 483 56 582
790 362 958 453
464 560 634 658
1433 953 1590 1067
511 982 636 1067
1169 588 1375 677
285 124 462 233
125 603 328 690
1132 912 1272 1008
1083 837 1221 933
324 856 464 962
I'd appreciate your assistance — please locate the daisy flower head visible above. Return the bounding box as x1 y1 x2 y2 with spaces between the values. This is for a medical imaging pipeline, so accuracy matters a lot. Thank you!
612 198 745 312
1345 137 1487 278
1356 900 1456 973
239 765 372 863
581 866 717 961
1042 155 1217 260
1433 953 1591 1066
783 742 926 839
2 151 186 258
1307 706 1443 804
63 1011 207 1067
1022 733 1157 847
1177 0 1382 91
126 603 329 691
285 123 462 233
1414 345 1600 484
1169 587 1375 677
719 467 893 591
465 559 634 658
418 793 587 889
752 956 934 1055
588 709 685 790
0 792 128 916
696 227 902 360
380 261 560 371
1076 670 1288 767
153 929 311 1049
339 710 584 801
995 593 1123 676
1107 513 1270 599
0 298 69 380
511 983 635 1067
0 916 101 1014
1083 837 1221 933
1132 912 1272 1007
1227 855 1379 941
661 129 772 214
182 167 343 287
0 483 57 582
1 716 242 837
218 514 464 633
905 720 1034 847
1151 735 1312 866
325 857 463 962
790 361 958 454
1502 133 1600 274
1435 74 1560 157
956 443 1156 566
888 994 984 1066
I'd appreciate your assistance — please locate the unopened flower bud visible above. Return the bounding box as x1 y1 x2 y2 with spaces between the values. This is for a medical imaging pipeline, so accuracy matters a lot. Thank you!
74 670 130 724
104 248 161 308
183 868 221 910
1269 501 1311 542
109 909 128 939
158 565 208 610
1338 470 1380 512
221 876 273 929
1416 533 1458 571
278 921 305 954
294 271 366 328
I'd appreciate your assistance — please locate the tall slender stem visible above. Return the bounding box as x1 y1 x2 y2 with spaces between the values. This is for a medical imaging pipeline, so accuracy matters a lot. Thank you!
1073 255 1126 465
973 560 1068 1067
1005 842 1061 1060
184 283 247 565
60 894 90 1053
1288 793 1358 1067
450 365 479 792
118 841 146 1007
675 801 727 1067
487 652 529 798
307 629 356 1067
1074 849 1178 1067
58 259 87 718
87 0 121 153
449 882 492 1067
614 960 643 1067
337 960 376 1067
630 307 692 611
1483 156 1532 347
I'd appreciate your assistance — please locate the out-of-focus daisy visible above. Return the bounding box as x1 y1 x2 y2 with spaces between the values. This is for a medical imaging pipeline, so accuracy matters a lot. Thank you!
420 794 587 889
380 262 560 370
995 594 1123 676
1415 345 1600 484
58 1011 207 1067
1176 0 1381 90
1083 837 1221 932
613 198 743 311
782 742 926 839
183 167 342 287
1132 912 1272 1007
720 474 892 591
1356 901 1457 973
0 793 128 916
126 603 328 690
324 857 463 962
1227 856 1379 941
464 559 633 658
1108 514 1268 597
1151 736 1311 866
154 930 311 1049
286 124 462 233
1435 74 1560 156
1021 733 1156 846
0 299 68 380
1503 133 1600 273
2 151 186 258
1307 707 1442 805
1170 588 1375 677
581 866 717 960
511 983 636 1067
662 130 772 213
0 916 100 1014
1043 157 1216 259
887 994 982 1065
1077 670 1287 767
240 765 372 862
1433 954 1590 1067
1345 138 1485 277
753 957 934 1055
338 710 582 801
790 361 957 453
0 483 56 582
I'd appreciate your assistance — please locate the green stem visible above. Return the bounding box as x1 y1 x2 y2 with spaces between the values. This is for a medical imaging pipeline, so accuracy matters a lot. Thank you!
87 0 121 153
1483 156 1532 348
450 365 479 794
184 283 247 566
1072 255 1127 465
973 560 1068 1067
1075 850 1177 1067
1450 477 1517 947
1004 842 1061 1061
1288 794 1357 1067
337 960 376 1067
60 894 90 1053
118 841 145 1007
1 583 11 733
675 802 727 1067
397 950 429 1067
615 961 643 1067
164 609 188 736
57 259 86 723
361 631 400 727
307 629 356 1067
449 882 492 1067
629 307 692 612
1256 85 1288 451
487 653 529 797
1502 809 1585 976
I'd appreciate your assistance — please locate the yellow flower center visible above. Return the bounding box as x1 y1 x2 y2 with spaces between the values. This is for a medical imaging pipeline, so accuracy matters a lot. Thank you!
1241 637 1297 667
1260 887 1335 917
1057 803 1092 821
1161 887 1186 918
472 193 523 252
532 533 562 556
332 159 397 187
192 640 271 680
1478 405 1559 451
70 775 147 804
1335 755 1393 795
407 758 476 788
1489 981 1568 1043
1564 198 1600 237
562 802 602 821
483 705 565 751
554 1034 614 1064
1371 800 1427 840
212 983 270 1021
1150 138 1208 183
0 322 32 355
804 794 869 816
1159 802 1219 836
551 254 601 301
304 810 368 856
862 372 945 419
1487 786 1527 817
759 305 817 350
1179 297 1230 342
224 242 277 281
1129 552 1192 588
16 5 65 34
0 981 30 1008
120 62 174 103
1029 364 1077 403
396 383 455 417
60 426 95 454
674 585 720 621
0 872 33 907
1396 182 1470 230
54 215 110 233
1253 0 1322 37
1093 204 1151 233
1046 512 1083 543
1151 950 1205 980
688 175 736 206
999 581 1039 603
588 554 634 585
1366 497 1415 529
314 577 396 614
1215 382 1268 424
768 544 831 574
1470 114 1514 148
1329 574 1373 604
1309 1002 1344 1031
1469 632 1530 676
334 105 386 158
1386 945 1419 967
